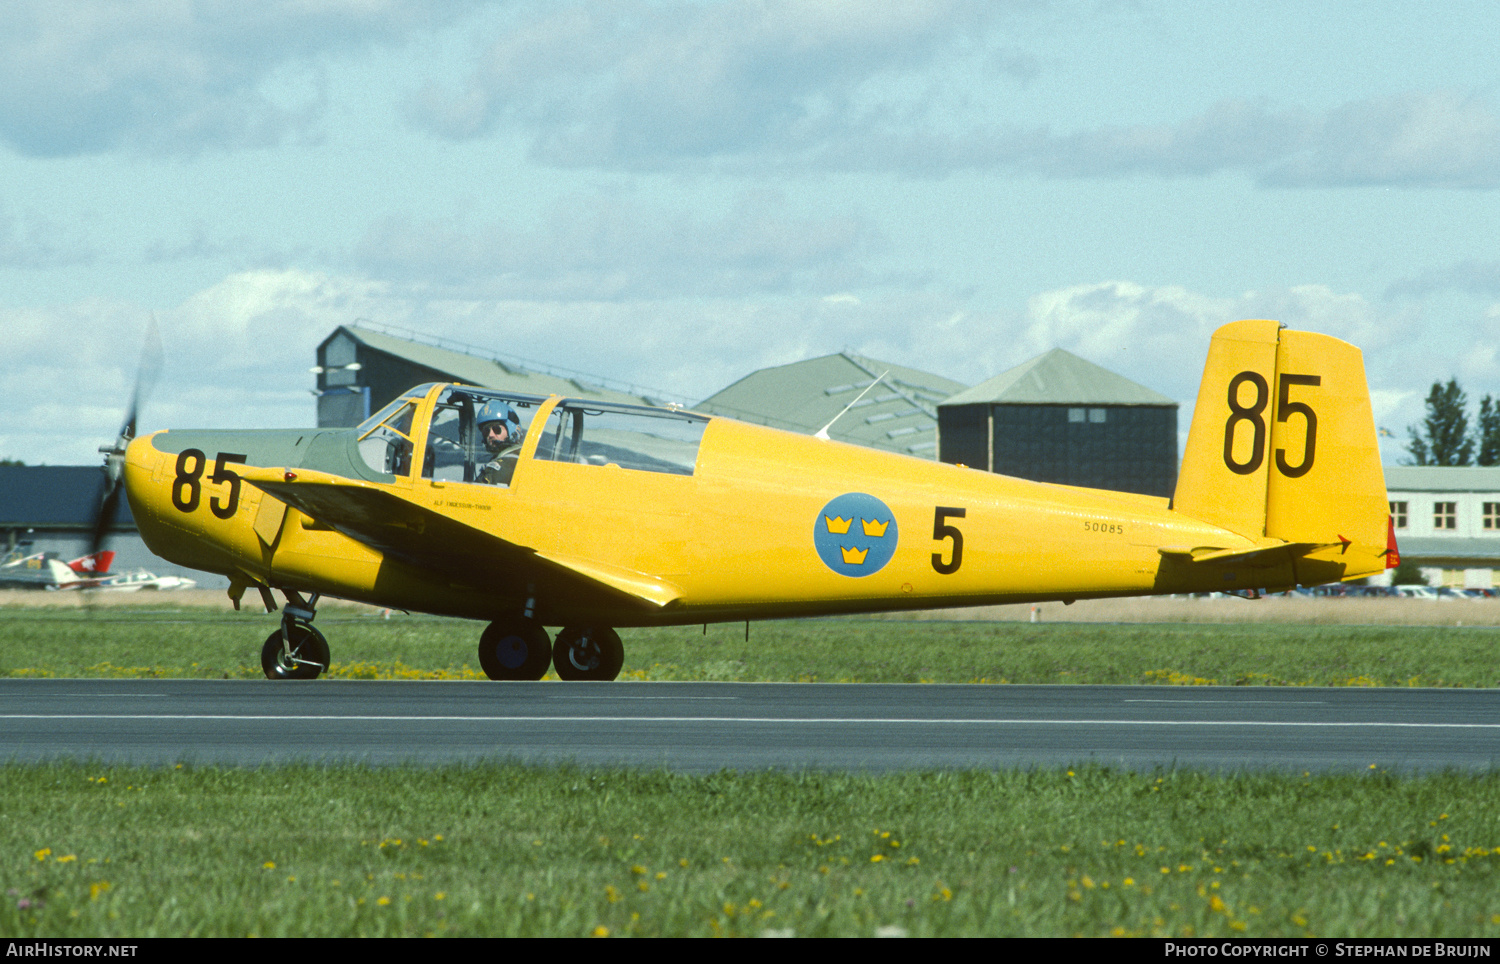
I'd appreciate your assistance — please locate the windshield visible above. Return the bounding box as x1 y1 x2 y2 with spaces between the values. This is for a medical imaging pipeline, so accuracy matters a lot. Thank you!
355 385 432 437
356 399 419 476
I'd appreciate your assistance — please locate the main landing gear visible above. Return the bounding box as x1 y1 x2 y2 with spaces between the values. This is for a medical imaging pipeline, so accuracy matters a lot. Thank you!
260 591 329 680
552 626 624 682
476 617 624 682
477 617 552 681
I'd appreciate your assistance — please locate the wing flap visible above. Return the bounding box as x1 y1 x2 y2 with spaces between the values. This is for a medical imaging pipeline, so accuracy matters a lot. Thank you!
533 550 682 608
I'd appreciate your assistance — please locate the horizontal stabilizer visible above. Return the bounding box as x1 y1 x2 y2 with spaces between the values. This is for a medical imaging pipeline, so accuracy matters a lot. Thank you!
1158 542 1325 568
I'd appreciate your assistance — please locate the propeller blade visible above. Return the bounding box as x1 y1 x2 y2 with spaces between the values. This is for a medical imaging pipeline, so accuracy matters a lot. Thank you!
90 480 121 559
118 316 163 442
91 317 164 558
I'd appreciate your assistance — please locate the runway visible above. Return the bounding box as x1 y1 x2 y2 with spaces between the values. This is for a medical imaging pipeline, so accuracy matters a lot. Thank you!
2 679 1497 772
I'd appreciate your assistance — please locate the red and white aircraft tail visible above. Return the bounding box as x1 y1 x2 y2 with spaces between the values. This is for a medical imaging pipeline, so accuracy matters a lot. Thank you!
67 551 115 575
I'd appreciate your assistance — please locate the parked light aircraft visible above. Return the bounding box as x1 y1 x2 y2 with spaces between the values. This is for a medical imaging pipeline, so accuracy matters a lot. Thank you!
88 569 198 592
106 319 1394 680
0 550 116 590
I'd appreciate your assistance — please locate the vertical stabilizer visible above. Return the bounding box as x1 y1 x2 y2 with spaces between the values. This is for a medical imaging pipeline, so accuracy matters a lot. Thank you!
1173 320 1389 583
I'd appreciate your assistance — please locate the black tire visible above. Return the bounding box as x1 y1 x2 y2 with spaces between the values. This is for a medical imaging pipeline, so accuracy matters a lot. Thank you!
478 619 552 681
552 626 623 682
261 625 330 680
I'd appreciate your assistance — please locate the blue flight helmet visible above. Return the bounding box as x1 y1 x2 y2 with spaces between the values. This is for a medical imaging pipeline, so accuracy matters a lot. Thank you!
477 399 521 445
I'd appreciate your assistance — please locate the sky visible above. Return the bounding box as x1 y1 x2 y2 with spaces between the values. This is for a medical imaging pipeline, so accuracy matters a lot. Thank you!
4 0 1500 466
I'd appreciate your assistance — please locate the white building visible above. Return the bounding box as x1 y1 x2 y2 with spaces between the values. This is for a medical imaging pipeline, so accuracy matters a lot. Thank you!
1383 466 1500 588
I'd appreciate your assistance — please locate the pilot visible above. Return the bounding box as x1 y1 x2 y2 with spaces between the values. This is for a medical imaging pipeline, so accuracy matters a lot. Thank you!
477 400 524 485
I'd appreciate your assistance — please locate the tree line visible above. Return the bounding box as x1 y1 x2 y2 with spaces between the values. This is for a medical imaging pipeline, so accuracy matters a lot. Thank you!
1407 379 1500 466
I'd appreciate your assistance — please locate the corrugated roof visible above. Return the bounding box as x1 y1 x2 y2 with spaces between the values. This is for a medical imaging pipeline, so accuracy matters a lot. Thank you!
339 327 663 407
695 353 967 458
1385 466 1500 492
0 466 132 529
939 348 1176 407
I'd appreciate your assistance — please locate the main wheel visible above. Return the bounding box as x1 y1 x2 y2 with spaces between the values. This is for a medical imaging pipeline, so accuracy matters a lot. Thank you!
478 619 552 681
552 626 624 682
261 624 330 680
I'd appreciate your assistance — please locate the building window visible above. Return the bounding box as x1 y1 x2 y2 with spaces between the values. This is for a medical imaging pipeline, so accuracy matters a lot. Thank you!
1486 502 1500 530
1088 408 1107 424
1434 502 1457 530
1068 408 1085 423
1390 501 1407 529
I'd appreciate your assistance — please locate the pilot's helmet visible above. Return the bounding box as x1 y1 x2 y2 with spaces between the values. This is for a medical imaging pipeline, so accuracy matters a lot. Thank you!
477 399 521 435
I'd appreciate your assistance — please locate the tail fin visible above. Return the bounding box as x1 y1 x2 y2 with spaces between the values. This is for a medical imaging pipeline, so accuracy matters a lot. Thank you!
47 558 81 586
67 550 115 575
1174 319 1390 584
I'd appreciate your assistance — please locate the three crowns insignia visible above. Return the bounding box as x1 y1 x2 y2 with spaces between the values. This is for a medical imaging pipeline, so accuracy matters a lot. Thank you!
824 514 890 566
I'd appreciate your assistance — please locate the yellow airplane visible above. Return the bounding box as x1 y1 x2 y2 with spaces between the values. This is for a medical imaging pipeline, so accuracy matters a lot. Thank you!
110 319 1394 680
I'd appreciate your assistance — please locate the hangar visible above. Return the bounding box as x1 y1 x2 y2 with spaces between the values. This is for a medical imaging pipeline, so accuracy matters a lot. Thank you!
695 352 967 458
314 323 673 428
936 348 1179 498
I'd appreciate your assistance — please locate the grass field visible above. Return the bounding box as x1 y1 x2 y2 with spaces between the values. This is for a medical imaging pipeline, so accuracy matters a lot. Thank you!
3 595 1498 937
5 764 1500 938
1 594 1498 687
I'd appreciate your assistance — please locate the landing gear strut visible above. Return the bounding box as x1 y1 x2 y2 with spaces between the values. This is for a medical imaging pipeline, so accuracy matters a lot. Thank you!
478 617 552 681
552 626 624 681
260 591 329 680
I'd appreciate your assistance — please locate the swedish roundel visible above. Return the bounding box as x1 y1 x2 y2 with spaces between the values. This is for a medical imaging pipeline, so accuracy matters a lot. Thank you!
814 492 898 577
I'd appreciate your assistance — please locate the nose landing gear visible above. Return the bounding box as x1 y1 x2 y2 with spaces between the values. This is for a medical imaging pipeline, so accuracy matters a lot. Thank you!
260 591 329 680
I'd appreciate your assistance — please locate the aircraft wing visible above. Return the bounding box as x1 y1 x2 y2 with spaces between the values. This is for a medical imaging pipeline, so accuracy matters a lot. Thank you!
241 468 682 612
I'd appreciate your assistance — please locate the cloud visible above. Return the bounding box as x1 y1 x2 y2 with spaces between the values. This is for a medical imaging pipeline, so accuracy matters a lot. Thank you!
0 205 97 268
1263 92 1500 189
408 3 1500 188
0 0 457 156
354 191 879 298
768 92 1500 186
406 0 1019 167
985 92 1500 188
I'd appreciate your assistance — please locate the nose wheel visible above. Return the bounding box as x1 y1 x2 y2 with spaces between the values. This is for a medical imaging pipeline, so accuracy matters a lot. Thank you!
261 624 330 680
552 626 624 681
261 591 329 680
478 618 552 681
